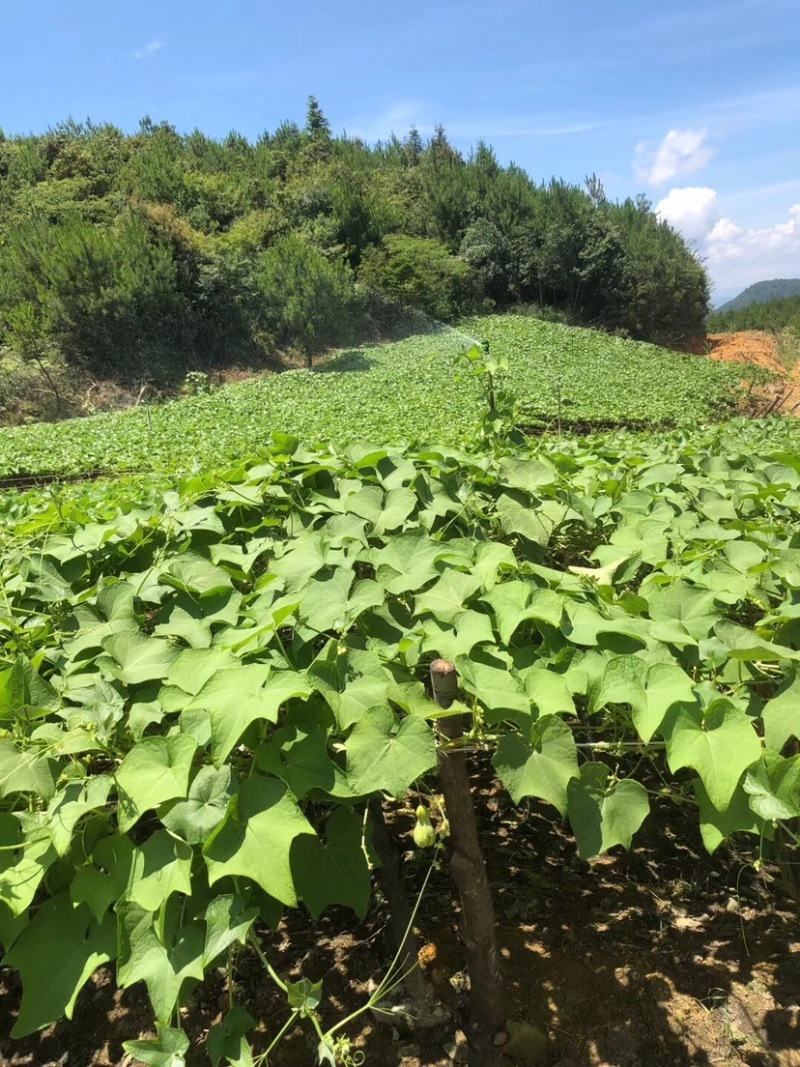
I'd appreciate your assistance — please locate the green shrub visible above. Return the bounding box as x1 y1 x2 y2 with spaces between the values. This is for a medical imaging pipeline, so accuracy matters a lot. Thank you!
256 235 364 366
359 234 473 322
0 213 191 380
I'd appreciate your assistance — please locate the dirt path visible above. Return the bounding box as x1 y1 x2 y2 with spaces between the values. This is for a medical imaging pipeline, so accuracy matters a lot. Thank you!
708 332 800 416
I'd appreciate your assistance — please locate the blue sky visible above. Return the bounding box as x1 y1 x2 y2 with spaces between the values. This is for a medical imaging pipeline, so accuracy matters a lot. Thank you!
2 0 798 301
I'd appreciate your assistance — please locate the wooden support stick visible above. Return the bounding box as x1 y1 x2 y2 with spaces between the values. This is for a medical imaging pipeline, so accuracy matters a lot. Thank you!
431 659 506 1056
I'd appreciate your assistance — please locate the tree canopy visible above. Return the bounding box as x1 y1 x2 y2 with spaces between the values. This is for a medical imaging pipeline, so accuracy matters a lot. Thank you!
708 293 800 334
0 101 710 383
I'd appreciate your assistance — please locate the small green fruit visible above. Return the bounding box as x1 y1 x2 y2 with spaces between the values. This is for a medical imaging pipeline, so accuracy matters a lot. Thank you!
413 804 436 848
504 1020 548 1064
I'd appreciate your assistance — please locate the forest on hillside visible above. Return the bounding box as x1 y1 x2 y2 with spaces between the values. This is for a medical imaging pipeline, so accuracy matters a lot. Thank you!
0 98 708 401
708 292 800 335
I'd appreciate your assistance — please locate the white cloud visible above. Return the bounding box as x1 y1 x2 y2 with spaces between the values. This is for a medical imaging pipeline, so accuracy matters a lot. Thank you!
708 217 744 244
656 186 721 246
635 128 715 186
134 39 165 61
657 186 800 294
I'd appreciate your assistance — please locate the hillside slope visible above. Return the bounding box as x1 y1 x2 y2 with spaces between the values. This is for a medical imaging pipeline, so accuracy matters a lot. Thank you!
715 278 800 313
0 317 746 482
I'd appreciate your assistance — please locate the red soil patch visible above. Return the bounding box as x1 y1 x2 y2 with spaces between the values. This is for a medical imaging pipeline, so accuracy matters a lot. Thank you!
708 332 800 415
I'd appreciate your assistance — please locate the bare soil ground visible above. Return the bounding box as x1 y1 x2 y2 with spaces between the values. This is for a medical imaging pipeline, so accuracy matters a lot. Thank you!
2 759 797 1067
708 332 800 416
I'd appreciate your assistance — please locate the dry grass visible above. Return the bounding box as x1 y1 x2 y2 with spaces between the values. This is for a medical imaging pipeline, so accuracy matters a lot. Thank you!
775 327 800 373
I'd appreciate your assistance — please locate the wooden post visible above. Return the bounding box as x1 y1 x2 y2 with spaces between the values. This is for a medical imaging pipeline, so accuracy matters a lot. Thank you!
431 659 506 1055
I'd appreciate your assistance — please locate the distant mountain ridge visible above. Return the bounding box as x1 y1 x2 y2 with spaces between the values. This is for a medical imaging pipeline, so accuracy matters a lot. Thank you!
715 279 800 314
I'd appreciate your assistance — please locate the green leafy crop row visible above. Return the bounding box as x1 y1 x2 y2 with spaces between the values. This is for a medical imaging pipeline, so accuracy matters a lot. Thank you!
0 316 748 479
1 417 798 1059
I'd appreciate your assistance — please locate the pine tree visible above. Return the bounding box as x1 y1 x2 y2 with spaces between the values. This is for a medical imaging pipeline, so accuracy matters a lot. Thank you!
305 96 331 140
